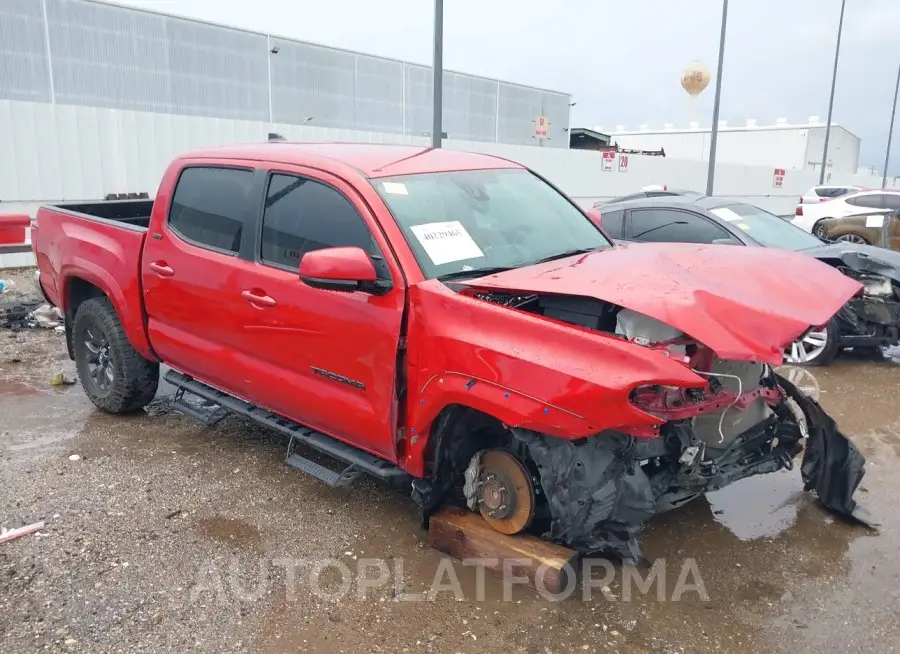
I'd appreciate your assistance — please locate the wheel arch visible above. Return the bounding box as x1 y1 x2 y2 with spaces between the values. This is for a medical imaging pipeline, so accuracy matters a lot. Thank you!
60 265 155 361
409 403 517 520
64 277 106 358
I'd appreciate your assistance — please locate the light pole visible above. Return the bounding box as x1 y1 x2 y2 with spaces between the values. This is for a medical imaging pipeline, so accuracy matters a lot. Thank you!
819 0 847 185
706 0 728 196
882 62 900 189
431 0 444 149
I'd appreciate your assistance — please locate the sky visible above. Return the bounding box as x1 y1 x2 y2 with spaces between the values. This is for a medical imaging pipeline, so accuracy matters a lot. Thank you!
121 0 900 174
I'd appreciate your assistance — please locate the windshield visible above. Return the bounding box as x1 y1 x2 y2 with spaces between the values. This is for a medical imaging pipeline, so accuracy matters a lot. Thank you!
373 169 611 279
708 203 823 251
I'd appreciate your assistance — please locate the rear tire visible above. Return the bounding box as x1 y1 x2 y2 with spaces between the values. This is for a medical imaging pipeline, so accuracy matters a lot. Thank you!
812 220 830 238
73 297 159 413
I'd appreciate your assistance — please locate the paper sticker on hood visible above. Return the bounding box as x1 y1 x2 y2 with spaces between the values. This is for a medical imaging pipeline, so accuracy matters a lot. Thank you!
462 242 863 365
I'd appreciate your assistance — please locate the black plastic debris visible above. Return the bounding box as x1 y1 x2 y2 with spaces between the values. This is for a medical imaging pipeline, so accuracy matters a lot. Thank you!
513 429 655 565
777 373 878 529
511 376 877 565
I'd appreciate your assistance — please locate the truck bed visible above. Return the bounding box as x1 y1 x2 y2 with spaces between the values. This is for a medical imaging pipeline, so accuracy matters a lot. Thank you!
47 199 154 230
32 199 154 358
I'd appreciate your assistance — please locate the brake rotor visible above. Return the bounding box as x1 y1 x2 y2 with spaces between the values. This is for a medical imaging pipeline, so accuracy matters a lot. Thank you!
476 450 535 535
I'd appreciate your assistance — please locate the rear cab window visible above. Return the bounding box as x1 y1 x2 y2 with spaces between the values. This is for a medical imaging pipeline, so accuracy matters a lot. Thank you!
168 166 256 254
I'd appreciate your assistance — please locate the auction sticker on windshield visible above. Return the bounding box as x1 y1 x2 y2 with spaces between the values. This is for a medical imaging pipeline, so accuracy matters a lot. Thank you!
410 221 485 266
710 207 742 222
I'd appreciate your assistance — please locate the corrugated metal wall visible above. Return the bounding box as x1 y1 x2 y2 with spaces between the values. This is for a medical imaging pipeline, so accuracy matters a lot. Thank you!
0 0 571 146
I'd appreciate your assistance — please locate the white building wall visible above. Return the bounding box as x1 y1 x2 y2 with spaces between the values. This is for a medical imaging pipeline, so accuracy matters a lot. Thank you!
611 125 860 174
1 100 896 232
803 126 861 176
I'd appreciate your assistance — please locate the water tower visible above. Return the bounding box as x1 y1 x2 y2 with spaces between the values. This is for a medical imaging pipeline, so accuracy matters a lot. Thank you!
681 62 711 125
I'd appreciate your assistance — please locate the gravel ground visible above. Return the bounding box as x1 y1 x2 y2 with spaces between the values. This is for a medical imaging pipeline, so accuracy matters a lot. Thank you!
1 268 899 653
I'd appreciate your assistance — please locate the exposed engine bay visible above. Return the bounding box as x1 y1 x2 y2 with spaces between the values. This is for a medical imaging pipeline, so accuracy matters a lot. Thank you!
833 266 900 346
448 291 876 562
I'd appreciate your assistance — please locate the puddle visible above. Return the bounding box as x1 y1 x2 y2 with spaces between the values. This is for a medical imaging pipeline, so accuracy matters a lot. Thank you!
706 468 805 541
0 379 91 454
0 380 42 399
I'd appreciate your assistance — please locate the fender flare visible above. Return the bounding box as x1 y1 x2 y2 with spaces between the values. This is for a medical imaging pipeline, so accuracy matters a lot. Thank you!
59 259 154 358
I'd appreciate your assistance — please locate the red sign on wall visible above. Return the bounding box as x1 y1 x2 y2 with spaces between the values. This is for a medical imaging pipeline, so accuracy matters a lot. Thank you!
602 151 615 171
773 168 785 188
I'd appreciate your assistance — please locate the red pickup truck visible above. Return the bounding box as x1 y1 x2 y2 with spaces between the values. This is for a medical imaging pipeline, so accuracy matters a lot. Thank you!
32 143 873 561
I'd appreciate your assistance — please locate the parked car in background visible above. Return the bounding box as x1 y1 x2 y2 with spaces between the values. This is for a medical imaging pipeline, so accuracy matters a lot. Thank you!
817 210 900 248
594 195 900 365
799 185 862 205
600 186 702 205
588 187 702 224
793 188 900 236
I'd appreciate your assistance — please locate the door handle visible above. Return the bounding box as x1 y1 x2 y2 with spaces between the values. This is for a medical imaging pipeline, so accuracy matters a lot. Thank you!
241 289 277 308
149 261 175 277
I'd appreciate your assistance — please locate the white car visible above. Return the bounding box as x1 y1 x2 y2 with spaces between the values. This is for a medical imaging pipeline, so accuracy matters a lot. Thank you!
798 185 862 205
792 189 900 235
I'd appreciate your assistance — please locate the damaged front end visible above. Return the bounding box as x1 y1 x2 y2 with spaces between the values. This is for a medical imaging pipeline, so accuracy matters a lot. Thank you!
834 266 900 347
465 309 875 564
413 246 875 562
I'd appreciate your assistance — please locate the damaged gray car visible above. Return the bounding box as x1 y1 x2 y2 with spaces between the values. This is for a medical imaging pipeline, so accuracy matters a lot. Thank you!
592 196 900 365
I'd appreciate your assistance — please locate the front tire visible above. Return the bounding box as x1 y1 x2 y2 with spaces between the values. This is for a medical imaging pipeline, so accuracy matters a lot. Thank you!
784 318 840 366
73 297 159 413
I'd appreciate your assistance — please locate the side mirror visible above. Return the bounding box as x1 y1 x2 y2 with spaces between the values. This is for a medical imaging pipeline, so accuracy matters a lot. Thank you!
712 238 740 245
299 247 392 295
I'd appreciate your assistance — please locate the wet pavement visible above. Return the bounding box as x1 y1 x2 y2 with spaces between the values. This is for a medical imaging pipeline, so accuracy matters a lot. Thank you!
1 322 899 653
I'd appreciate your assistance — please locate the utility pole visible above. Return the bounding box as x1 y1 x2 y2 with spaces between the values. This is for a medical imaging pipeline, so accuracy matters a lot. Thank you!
431 0 444 149
882 62 900 189
706 0 728 196
820 0 847 185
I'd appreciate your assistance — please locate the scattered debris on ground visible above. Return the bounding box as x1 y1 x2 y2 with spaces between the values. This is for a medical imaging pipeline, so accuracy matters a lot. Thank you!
50 371 76 386
0 268 46 329
0 521 45 544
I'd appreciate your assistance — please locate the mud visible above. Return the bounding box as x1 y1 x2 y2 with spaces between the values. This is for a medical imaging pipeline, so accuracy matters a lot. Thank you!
2 320 899 653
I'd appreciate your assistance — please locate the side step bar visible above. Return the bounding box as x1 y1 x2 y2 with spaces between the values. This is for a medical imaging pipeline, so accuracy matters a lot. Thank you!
165 370 409 488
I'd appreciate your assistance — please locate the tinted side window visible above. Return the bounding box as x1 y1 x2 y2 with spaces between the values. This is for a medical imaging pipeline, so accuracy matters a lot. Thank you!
168 166 255 254
630 209 733 244
600 209 625 238
816 188 842 198
847 194 885 209
883 194 900 211
261 174 376 270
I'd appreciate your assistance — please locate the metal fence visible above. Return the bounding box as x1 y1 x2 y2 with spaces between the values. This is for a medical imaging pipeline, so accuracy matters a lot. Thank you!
0 0 571 147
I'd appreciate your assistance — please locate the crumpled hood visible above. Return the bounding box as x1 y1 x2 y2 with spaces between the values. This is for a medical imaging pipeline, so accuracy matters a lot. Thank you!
801 242 900 283
462 242 863 365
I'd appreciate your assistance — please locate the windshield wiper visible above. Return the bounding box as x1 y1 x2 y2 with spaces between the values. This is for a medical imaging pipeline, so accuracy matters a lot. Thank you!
529 247 599 266
437 266 519 282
